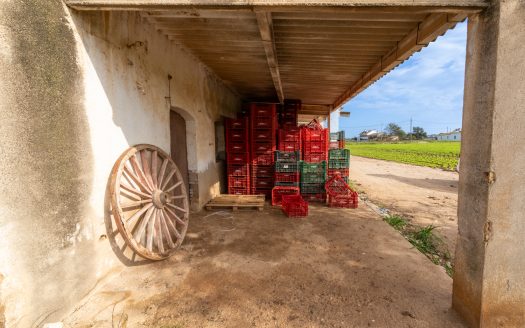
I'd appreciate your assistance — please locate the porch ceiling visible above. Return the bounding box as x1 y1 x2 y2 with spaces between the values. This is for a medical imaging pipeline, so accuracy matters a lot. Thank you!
67 1 486 114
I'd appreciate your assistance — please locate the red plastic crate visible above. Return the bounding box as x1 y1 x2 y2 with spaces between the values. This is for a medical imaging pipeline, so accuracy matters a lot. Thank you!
278 141 301 152
252 130 276 141
251 176 274 188
303 140 328 154
281 194 308 217
249 103 277 118
304 119 323 130
228 164 250 176
275 172 300 183
271 186 300 206
328 192 358 208
225 117 249 130
278 129 301 142
329 140 345 149
227 141 249 153
228 187 251 195
227 129 248 143
251 165 274 177
251 143 275 153
226 153 250 165
281 111 297 118
251 153 274 165
302 128 329 142
251 116 276 130
228 153 250 165
328 168 349 178
303 153 327 163
300 193 327 202
325 174 351 196
228 176 250 189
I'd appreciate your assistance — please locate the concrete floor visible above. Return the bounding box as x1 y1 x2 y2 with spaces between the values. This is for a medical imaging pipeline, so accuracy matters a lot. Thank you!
62 202 465 328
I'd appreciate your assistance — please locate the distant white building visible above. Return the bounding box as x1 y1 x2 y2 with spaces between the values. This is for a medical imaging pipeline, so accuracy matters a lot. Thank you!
358 129 385 141
436 129 461 141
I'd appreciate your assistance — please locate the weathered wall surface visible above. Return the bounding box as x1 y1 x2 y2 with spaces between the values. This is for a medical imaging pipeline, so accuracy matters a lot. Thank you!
0 1 239 326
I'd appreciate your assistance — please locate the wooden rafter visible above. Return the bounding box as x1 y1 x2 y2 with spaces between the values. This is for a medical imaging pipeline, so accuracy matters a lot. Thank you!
255 10 284 103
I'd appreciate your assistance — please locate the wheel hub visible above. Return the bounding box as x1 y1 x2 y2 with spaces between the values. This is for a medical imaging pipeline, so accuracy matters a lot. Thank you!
153 189 169 208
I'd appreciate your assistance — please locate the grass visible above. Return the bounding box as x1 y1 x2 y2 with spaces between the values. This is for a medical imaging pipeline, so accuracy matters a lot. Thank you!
347 141 460 170
383 214 453 276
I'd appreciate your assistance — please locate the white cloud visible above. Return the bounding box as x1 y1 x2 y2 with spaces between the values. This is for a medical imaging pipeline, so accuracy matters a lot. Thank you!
342 22 467 135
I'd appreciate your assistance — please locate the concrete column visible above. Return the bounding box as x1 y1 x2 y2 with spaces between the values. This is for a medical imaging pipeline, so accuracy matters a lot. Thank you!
453 1 525 327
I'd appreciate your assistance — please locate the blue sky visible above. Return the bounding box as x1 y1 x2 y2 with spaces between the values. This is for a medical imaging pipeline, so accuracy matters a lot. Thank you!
339 21 467 137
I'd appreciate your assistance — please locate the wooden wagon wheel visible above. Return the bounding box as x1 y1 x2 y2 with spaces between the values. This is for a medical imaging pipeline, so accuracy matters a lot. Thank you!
109 144 189 260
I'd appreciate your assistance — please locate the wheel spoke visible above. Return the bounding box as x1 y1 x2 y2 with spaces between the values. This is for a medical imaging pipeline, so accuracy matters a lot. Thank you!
130 155 154 191
156 210 165 254
164 181 183 193
162 209 182 240
121 183 151 199
133 206 155 242
157 158 169 189
119 188 142 201
159 210 176 248
146 210 156 251
140 150 155 189
124 165 151 194
165 206 188 226
151 150 158 188
121 199 152 210
167 202 189 214
126 203 153 225
160 168 176 191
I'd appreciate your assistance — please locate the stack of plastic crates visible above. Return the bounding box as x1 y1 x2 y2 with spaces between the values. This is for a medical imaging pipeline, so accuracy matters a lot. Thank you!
279 99 300 128
329 131 345 149
301 119 329 163
271 186 300 206
328 149 350 183
281 194 308 218
250 103 277 197
278 127 301 152
226 117 250 195
325 173 358 209
274 150 300 187
299 161 327 202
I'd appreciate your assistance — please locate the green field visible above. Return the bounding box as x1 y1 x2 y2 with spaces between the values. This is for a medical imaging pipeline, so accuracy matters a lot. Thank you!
347 141 461 170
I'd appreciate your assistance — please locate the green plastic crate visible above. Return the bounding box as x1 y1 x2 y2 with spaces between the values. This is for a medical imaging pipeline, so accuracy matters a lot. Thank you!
300 183 325 194
330 131 345 141
328 149 350 160
299 161 326 174
275 162 299 173
300 173 326 184
328 158 350 169
275 150 301 162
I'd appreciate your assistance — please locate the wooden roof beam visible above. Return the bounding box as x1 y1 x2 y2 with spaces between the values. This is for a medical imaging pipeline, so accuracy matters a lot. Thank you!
255 10 284 104
66 1 489 11
332 12 468 109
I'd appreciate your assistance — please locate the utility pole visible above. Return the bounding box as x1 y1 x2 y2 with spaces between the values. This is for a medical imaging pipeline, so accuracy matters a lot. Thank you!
410 117 413 140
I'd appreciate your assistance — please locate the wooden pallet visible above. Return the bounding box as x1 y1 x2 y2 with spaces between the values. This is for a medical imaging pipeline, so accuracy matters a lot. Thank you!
206 194 265 211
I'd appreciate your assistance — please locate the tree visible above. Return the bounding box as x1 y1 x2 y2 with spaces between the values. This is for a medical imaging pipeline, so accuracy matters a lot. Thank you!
412 126 427 140
385 123 406 138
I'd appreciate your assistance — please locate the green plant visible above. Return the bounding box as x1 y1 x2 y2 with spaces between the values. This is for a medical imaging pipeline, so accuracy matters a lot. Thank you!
408 225 437 254
384 215 407 230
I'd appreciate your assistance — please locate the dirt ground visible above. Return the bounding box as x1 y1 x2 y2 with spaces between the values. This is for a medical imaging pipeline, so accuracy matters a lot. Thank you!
349 156 459 254
63 201 465 328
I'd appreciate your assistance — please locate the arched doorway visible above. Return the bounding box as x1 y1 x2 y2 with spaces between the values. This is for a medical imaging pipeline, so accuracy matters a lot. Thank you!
170 110 190 199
